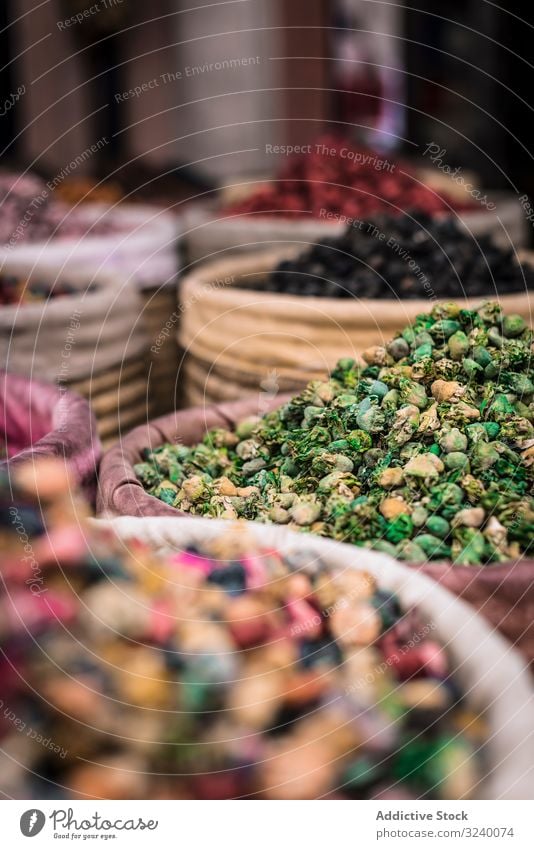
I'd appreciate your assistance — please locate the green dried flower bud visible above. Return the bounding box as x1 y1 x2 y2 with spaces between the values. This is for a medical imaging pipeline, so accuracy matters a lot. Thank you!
471 441 500 471
280 458 299 477
462 358 483 380
425 516 450 538
487 327 503 349
141 299 533 565
434 358 462 380
235 416 261 440
153 480 179 505
478 302 503 324
428 483 464 511
236 439 261 460
356 399 386 433
430 319 461 339
381 388 399 411
488 393 516 421
502 314 526 338
484 361 499 380
367 540 399 557
484 421 501 439
362 345 389 366
377 467 404 488
395 540 427 562
444 451 470 471
460 474 486 504
452 528 486 565
181 475 209 503
431 302 461 321
448 331 470 361
134 462 162 489
413 344 433 361
414 331 434 347
204 428 239 448
333 357 357 374
465 424 488 444
311 380 337 404
242 458 267 476
401 326 417 345
290 500 322 526
363 379 389 400
386 337 410 360
472 345 492 367
302 405 325 426
333 394 358 410
439 427 468 453
452 507 485 528
346 430 373 452
362 448 384 466
413 534 451 558
399 379 428 409
411 506 428 527
404 453 444 479
269 505 290 523
505 374 534 397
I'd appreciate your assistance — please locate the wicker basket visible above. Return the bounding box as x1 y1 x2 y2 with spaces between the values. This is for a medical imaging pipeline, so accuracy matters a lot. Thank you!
0 265 150 446
0 203 181 419
140 284 180 416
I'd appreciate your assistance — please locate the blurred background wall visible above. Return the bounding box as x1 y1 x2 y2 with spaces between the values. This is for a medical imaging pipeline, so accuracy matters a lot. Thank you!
1 0 533 197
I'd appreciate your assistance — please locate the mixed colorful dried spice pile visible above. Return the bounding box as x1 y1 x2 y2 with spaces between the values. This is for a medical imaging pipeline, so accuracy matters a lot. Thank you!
223 135 476 219
0 272 98 306
139 302 534 565
0 171 122 245
1 462 484 799
260 215 534 300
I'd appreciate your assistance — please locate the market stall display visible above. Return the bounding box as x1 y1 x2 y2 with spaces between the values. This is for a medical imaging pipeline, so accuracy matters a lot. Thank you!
1 463 532 799
182 137 526 263
178 232 533 405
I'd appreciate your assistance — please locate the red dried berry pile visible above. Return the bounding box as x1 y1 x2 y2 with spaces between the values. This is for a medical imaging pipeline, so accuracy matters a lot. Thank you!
223 135 477 219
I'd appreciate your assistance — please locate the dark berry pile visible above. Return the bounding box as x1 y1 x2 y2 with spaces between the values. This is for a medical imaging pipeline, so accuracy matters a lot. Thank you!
257 214 534 300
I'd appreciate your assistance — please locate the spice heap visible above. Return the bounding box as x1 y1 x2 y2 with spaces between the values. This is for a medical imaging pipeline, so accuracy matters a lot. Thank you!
1 462 484 799
0 172 53 244
259 214 534 300
54 177 123 206
223 135 476 219
0 272 98 306
0 171 121 245
139 302 534 565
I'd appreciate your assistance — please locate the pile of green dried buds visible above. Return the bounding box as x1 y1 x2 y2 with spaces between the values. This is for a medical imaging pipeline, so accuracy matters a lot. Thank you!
137 302 534 564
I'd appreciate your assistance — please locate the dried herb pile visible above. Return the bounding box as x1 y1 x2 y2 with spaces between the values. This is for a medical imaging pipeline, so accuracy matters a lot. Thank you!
138 302 534 565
